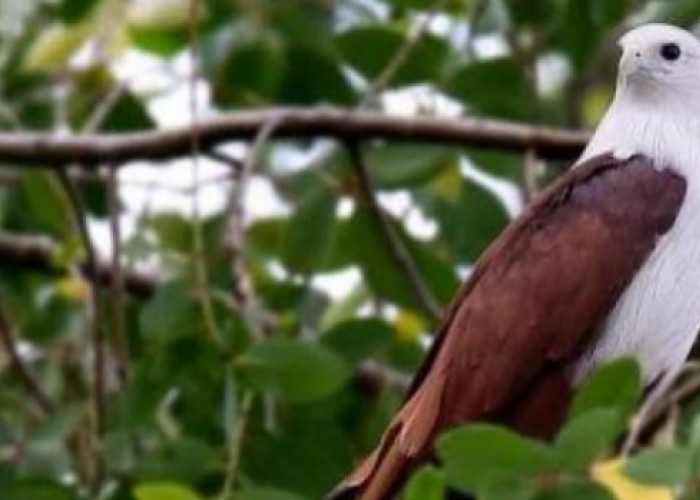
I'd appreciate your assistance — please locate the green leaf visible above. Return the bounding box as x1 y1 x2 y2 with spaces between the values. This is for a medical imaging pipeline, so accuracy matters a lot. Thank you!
437 424 554 494
215 32 283 106
404 466 446 500
445 58 537 120
238 488 308 500
535 479 615 500
129 27 189 56
21 172 74 241
56 0 96 23
1 478 77 500
558 0 626 70
282 183 337 275
569 358 641 421
419 170 510 263
554 408 622 471
336 26 449 86
279 46 355 105
623 448 694 486
321 318 394 363
238 338 350 402
366 144 459 189
135 438 219 484
345 205 458 309
134 482 205 500
140 282 200 343
243 418 354 498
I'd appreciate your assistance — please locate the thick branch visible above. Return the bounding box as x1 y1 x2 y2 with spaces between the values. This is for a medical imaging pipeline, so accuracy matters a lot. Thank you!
0 109 588 166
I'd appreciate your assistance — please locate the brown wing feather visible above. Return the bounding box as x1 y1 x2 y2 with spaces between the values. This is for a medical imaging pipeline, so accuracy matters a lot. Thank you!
330 154 686 500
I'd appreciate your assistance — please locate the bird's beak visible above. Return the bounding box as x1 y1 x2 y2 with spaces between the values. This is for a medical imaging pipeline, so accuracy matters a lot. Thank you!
619 49 655 84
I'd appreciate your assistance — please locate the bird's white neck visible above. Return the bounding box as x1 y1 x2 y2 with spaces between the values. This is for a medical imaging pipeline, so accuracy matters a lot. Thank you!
580 90 700 183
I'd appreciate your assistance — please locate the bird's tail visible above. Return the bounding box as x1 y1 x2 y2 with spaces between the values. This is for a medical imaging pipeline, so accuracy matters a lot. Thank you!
327 424 412 500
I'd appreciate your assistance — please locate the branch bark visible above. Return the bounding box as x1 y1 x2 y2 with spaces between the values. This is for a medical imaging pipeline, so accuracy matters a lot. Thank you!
0 108 588 166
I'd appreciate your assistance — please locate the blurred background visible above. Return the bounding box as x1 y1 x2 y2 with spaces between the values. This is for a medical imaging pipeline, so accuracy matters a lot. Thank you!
1 0 700 499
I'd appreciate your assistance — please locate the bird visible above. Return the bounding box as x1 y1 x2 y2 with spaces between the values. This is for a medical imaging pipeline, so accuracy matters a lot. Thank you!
330 23 700 500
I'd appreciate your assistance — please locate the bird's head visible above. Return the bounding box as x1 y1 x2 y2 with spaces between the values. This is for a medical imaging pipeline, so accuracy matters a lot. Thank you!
617 24 700 104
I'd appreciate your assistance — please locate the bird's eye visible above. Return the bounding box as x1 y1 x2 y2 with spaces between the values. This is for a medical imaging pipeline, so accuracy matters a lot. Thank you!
660 43 681 61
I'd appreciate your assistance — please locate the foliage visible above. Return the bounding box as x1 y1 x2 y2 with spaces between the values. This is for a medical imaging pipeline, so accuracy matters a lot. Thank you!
0 1 700 499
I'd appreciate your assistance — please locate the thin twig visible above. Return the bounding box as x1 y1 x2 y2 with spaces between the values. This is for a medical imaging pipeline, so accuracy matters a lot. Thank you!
220 390 253 499
225 119 281 336
0 289 55 415
346 142 442 322
107 167 129 384
56 169 105 492
188 0 222 345
217 120 282 500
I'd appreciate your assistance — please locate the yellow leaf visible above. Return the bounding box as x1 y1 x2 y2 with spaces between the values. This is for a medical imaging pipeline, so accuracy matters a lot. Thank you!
592 458 673 500
395 310 426 343
583 85 614 129
23 23 91 72
429 165 462 202
56 277 88 302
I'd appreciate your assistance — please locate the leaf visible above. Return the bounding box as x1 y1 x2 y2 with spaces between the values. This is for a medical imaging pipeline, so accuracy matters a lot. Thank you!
214 31 283 106
558 0 626 70
55 0 97 24
23 23 90 72
593 459 673 500
321 318 395 363
140 282 200 343
279 46 356 105
569 358 641 421
21 172 75 241
347 205 458 310
336 26 449 86
419 169 510 263
238 338 350 402
134 483 205 500
127 0 193 29
554 408 622 472
238 488 308 500
282 183 337 275
535 479 615 500
135 438 219 484
404 466 446 500
243 418 354 498
366 144 459 190
1 478 78 500
437 424 554 494
623 448 693 486
445 58 537 120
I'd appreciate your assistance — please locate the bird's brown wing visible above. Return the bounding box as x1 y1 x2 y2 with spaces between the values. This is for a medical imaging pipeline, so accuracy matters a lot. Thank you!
330 153 687 500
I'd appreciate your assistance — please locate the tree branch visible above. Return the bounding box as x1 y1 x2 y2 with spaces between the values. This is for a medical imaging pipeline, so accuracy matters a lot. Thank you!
0 108 588 166
347 142 443 322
